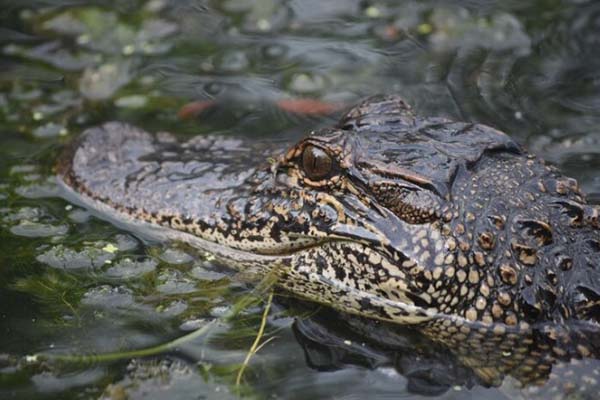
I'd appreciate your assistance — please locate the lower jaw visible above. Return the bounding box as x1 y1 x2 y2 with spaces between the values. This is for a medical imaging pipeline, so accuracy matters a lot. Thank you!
57 177 292 268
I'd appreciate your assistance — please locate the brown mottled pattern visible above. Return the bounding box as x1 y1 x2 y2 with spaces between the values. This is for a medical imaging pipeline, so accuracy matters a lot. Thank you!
58 95 600 392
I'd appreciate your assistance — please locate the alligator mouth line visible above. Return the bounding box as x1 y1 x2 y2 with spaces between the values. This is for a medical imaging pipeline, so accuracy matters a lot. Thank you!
252 239 340 256
251 229 380 256
56 176 370 262
57 171 450 326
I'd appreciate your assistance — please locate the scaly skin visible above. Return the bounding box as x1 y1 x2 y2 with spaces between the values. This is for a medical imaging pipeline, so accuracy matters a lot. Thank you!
57 95 600 392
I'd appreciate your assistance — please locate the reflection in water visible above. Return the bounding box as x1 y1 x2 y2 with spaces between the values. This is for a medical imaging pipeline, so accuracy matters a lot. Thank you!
1 1 600 399
293 307 600 399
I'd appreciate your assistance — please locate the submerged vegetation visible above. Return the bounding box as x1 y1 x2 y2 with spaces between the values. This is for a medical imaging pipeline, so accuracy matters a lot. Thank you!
2 0 600 399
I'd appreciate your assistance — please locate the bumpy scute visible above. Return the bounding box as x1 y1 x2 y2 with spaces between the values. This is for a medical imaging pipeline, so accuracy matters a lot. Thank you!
58 95 600 390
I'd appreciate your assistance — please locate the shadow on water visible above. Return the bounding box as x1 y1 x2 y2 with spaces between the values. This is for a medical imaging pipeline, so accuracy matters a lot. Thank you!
1 0 600 399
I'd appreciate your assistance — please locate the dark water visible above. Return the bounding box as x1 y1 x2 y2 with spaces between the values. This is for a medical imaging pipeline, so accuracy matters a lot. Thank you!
1 1 600 399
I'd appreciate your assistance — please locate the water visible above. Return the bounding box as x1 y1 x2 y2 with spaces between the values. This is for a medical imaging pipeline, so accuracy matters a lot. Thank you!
1 1 599 399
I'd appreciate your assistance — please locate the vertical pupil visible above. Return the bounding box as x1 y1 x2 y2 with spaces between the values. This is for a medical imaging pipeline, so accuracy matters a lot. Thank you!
302 145 332 180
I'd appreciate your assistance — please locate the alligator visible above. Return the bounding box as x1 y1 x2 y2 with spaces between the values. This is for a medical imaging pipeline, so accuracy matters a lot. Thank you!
57 95 600 395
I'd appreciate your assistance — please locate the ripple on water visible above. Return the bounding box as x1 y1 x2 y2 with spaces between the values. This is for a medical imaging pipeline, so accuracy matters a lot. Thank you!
67 208 91 223
31 367 106 395
36 243 116 270
1 206 44 222
9 164 37 174
156 269 198 295
179 318 208 331
79 61 133 101
2 1 600 399
157 300 188 317
10 221 69 238
14 179 61 199
529 130 600 193
98 358 235 400
159 248 193 265
104 256 158 279
190 262 228 282
114 233 140 252
2 206 69 238
81 285 135 308
32 122 66 138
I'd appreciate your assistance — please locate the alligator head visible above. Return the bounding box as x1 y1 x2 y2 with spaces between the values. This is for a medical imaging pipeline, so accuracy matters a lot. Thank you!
58 95 600 330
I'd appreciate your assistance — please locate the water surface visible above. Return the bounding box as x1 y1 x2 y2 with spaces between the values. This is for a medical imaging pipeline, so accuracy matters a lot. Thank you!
1 1 600 399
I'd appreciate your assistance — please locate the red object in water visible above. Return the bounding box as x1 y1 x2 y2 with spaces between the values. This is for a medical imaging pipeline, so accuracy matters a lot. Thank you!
276 98 344 115
383 25 400 41
177 100 217 120
178 98 344 120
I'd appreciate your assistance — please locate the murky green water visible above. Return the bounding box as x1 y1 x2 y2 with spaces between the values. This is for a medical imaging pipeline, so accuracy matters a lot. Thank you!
1 1 600 399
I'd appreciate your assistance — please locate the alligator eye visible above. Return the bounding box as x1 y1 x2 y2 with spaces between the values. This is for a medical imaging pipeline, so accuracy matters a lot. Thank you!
302 145 332 180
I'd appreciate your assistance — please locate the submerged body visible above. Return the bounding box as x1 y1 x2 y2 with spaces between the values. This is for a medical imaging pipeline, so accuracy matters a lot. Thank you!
58 96 600 391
